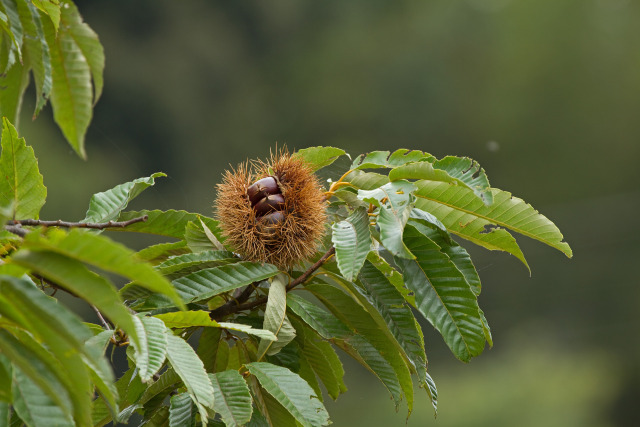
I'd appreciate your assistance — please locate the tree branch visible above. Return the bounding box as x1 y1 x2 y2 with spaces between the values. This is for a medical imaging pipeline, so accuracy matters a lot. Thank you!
4 224 26 237
7 215 149 230
209 247 335 321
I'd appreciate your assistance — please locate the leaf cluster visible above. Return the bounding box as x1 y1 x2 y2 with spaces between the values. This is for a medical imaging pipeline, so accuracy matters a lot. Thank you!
0 4 572 426
0 122 571 426
0 0 103 158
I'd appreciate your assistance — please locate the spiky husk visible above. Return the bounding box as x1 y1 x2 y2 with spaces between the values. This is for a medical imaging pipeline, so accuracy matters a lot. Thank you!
215 152 327 269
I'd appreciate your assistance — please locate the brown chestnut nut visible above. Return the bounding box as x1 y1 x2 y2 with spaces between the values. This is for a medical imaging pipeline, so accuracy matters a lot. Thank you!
257 211 286 236
253 194 285 216
247 176 280 206
260 211 285 225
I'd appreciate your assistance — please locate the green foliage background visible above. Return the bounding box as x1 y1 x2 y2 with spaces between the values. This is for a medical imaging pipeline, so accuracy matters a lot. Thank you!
10 0 640 426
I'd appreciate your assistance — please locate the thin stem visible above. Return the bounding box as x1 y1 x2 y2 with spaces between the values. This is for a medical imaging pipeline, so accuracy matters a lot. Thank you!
91 304 113 331
324 182 356 198
325 169 355 198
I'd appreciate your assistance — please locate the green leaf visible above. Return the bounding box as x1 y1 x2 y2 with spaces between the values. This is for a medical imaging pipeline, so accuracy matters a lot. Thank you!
306 282 414 412
42 2 102 158
209 370 253 427
0 10 19 72
286 293 352 340
17 0 52 117
141 407 170 427
412 221 481 296
197 328 222 373
30 0 60 31
0 329 73 421
225 341 243 371
358 179 415 212
157 250 238 276
331 206 371 281
394 225 486 361
12 366 74 427
218 322 278 341
331 188 367 210
292 146 346 171
408 207 452 244
0 0 23 61
388 161 463 186
154 310 223 329
61 1 104 103
257 274 296 359
0 117 47 219
414 184 528 269
0 277 93 425
425 371 438 415
0 61 29 124
82 173 166 223
359 180 417 259
23 228 185 309
184 220 223 253
0 401 8 425
415 181 572 263
351 149 433 170
345 170 389 190
479 307 493 347
82 332 119 419
153 310 278 341
117 209 222 240
294 350 323 402
183 217 226 254
136 316 168 382
172 262 279 303
293 319 346 401
250 382 298 427
377 206 414 259
289 297 407 405
0 355 11 402
201 218 225 250
92 367 140 427
246 410 270 427
0 310 117 420
0 274 94 359
165 333 215 423
137 368 182 411
137 240 189 264
10 249 141 350
169 392 195 427
246 362 330 427
365 251 414 305
433 156 493 205
357 260 427 384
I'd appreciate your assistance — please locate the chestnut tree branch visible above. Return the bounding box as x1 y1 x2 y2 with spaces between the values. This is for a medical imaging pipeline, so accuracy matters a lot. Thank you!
209 246 336 321
7 215 149 230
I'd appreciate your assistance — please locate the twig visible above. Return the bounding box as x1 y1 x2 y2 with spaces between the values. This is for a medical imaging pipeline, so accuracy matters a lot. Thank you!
91 304 113 330
209 247 336 321
209 281 260 321
8 215 149 230
285 247 335 292
324 169 355 198
4 224 26 237
91 304 130 346
31 273 79 298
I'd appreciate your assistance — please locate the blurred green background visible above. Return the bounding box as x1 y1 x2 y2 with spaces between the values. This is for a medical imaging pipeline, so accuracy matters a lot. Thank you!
17 0 640 425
